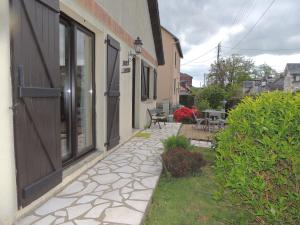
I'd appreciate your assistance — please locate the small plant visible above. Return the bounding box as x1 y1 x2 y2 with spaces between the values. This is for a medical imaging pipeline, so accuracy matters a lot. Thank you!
162 135 192 152
135 131 151 139
162 147 206 177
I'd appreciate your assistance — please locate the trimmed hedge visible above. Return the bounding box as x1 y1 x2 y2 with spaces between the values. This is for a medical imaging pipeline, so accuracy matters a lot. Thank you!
216 92 300 224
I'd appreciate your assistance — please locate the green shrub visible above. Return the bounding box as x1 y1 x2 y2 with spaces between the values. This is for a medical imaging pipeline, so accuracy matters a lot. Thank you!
196 99 210 111
163 135 192 151
215 91 300 224
162 147 206 177
195 85 226 109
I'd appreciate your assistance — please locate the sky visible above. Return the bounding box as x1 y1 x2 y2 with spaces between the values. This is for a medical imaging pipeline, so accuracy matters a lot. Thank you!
158 0 300 87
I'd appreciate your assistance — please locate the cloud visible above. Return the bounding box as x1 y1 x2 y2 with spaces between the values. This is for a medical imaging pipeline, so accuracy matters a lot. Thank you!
158 0 300 82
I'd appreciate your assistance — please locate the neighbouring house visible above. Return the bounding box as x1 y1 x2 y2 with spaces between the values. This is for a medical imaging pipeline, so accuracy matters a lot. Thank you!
157 26 183 111
243 63 300 94
0 0 164 224
283 63 300 92
180 73 194 107
180 73 193 95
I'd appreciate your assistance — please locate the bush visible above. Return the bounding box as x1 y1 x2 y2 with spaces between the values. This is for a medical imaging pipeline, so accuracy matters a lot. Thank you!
215 91 300 224
195 85 226 109
163 135 192 152
173 106 199 123
162 147 206 177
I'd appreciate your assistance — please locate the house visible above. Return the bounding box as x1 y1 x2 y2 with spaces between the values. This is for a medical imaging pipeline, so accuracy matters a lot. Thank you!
243 63 300 94
0 0 164 224
180 73 193 95
283 63 300 92
157 26 183 110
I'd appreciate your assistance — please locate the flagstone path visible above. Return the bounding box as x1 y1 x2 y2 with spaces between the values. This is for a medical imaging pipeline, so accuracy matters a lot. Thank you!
16 123 181 225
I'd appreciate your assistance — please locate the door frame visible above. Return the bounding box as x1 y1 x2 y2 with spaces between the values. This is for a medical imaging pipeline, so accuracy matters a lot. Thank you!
132 57 136 128
60 13 96 167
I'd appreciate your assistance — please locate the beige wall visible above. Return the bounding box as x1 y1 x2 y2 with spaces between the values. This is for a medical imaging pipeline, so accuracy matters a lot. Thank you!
157 28 181 106
0 0 18 224
95 0 156 59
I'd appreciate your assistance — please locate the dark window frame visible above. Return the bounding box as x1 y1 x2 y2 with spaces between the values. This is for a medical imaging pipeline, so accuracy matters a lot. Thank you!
293 74 300 82
60 13 96 167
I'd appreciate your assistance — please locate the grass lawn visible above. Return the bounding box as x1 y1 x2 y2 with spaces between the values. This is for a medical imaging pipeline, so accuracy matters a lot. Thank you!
143 148 250 225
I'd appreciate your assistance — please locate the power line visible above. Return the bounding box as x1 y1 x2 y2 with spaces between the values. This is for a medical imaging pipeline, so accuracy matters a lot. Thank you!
230 0 276 50
181 46 217 65
223 46 300 52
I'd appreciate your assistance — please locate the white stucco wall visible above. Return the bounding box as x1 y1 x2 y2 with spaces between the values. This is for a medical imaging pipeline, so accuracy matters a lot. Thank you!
95 0 157 60
0 0 18 224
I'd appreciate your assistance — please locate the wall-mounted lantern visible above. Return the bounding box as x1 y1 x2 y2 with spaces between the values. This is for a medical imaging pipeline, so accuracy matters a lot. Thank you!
124 37 143 66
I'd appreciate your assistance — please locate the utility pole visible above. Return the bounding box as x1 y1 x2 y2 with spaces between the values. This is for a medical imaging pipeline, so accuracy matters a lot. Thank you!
217 42 224 86
217 42 221 64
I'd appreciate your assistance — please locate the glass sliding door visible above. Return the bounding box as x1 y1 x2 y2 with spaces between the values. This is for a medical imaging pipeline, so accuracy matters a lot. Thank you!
59 15 95 166
76 29 94 153
60 22 72 161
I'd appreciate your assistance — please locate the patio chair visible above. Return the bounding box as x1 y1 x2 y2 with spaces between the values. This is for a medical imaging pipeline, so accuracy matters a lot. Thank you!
208 112 221 132
192 111 205 130
147 109 167 129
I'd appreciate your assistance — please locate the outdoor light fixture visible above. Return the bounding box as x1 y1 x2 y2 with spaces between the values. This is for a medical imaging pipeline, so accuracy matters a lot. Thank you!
125 37 143 65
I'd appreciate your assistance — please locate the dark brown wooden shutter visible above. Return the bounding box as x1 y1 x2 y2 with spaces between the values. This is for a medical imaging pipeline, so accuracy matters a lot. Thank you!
10 0 61 207
141 61 148 101
153 69 158 100
106 35 120 150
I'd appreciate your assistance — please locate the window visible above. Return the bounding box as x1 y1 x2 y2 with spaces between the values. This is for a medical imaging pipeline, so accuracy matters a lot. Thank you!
174 79 176 94
175 52 177 67
60 14 95 164
146 67 150 98
141 61 149 101
293 74 300 82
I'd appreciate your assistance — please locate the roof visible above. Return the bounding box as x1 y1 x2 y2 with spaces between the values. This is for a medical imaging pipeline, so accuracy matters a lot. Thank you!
285 63 300 74
147 0 165 65
267 77 284 91
180 73 193 78
161 26 183 58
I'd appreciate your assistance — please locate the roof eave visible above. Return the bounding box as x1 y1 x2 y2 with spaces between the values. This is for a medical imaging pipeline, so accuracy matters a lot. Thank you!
147 0 165 65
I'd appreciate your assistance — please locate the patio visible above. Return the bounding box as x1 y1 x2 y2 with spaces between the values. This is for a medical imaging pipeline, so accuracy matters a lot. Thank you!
16 123 181 225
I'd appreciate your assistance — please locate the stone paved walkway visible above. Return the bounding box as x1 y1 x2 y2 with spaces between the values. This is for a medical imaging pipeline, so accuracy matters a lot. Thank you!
16 123 181 225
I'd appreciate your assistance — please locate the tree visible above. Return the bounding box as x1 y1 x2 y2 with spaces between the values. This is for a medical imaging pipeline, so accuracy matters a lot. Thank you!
253 64 277 79
195 85 226 110
208 54 254 87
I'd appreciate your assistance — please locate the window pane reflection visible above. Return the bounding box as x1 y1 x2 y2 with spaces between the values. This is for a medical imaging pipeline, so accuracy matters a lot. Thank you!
76 30 93 152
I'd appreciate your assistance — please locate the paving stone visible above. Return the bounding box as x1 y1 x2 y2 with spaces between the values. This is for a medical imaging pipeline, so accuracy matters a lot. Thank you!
141 176 159 189
58 181 85 196
112 178 132 189
94 199 109 205
102 190 122 202
16 215 40 225
67 204 92 220
92 174 120 185
121 187 133 194
114 165 137 173
74 219 100 225
59 222 74 225
71 182 98 197
85 203 110 218
54 217 65 224
33 215 56 225
103 207 143 225
54 210 67 217
125 200 148 212
35 198 77 216
130 190 152 201
94 185 110 192
77 195 98 204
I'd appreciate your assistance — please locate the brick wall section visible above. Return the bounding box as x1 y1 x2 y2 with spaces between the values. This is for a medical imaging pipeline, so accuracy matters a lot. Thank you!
78 0 158 66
